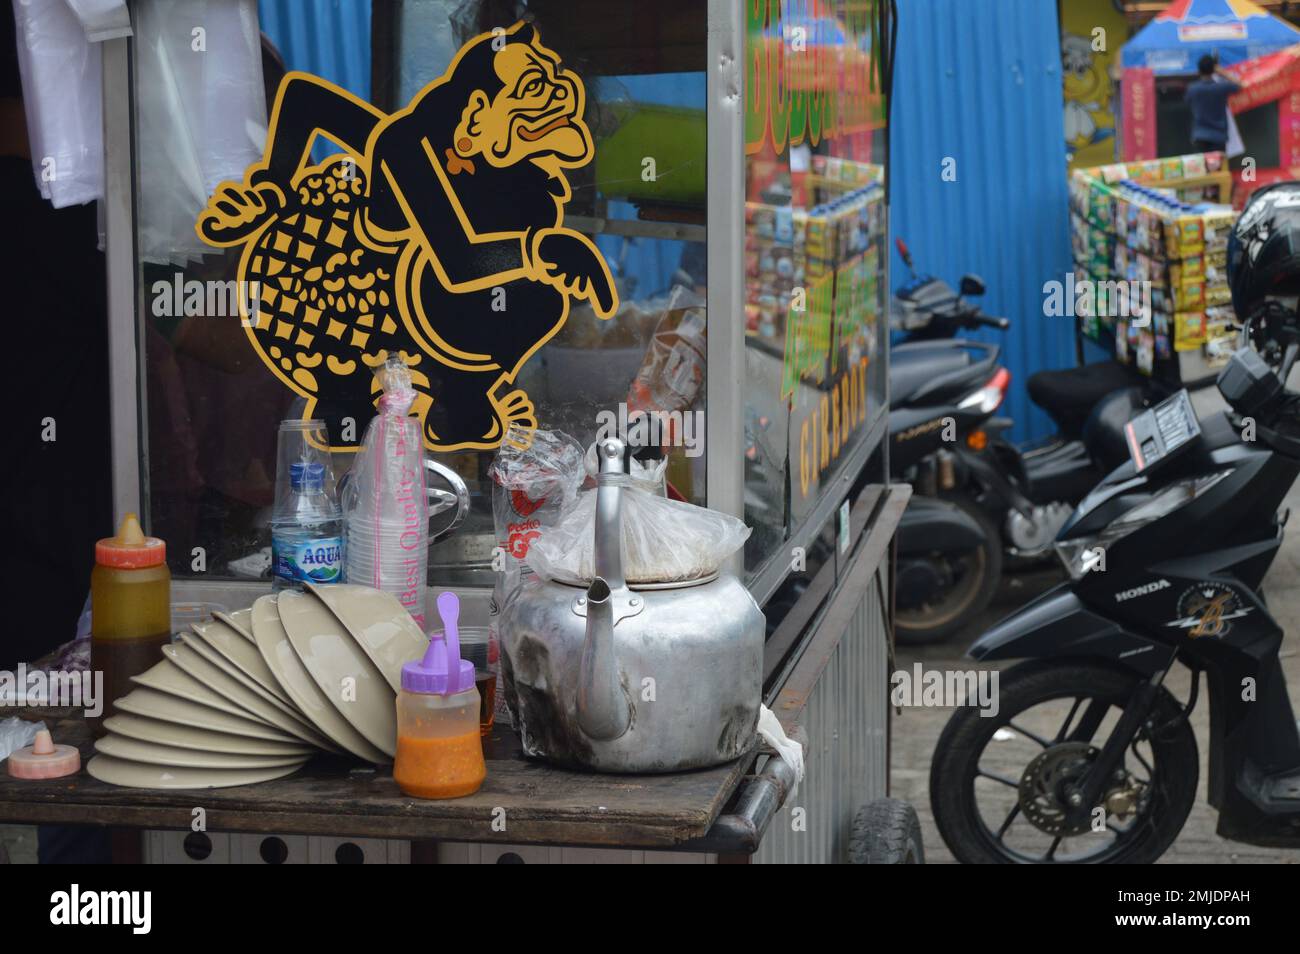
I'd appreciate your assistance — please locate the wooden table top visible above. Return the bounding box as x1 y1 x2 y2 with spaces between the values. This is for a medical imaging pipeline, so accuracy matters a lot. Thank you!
0 708 752 849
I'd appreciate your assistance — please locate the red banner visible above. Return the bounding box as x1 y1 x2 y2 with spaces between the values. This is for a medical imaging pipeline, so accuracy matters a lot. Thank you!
1122 67 1157 160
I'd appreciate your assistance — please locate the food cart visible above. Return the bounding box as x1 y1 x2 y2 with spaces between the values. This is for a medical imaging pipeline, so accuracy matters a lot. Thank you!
0 0 906 864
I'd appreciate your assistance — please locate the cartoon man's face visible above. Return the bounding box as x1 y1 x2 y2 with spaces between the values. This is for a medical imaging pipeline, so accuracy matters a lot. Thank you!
455 38 592 168
1062 37 1103 100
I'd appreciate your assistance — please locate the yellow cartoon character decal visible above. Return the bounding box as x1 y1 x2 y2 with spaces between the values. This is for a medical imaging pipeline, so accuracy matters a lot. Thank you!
197 22 618 452
1062 31 1115 159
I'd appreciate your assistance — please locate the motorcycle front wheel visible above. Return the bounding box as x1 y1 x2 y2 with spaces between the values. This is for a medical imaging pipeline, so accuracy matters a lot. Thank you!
930 660 1198 863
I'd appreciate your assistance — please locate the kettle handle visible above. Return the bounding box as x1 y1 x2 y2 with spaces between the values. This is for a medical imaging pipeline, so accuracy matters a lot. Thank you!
594 438 627 589
338 456 469 543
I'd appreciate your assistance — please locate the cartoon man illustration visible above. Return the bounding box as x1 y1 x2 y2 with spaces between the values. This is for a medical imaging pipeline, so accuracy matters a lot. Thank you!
1062 31 1115 158
197 22 618 452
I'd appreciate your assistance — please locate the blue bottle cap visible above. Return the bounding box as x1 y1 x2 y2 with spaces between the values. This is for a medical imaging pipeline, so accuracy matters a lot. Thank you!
289 461 325 492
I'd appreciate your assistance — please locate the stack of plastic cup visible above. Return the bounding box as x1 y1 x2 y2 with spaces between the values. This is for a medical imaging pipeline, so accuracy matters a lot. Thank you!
343 402 430 626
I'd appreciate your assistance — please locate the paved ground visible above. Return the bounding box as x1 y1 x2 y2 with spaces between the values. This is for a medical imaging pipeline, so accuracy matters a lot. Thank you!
893 395 1300 863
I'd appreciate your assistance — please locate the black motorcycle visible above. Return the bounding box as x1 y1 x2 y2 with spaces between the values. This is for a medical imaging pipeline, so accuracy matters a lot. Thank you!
891 240 1151 644
930 182 1300 863
889 257 1011 643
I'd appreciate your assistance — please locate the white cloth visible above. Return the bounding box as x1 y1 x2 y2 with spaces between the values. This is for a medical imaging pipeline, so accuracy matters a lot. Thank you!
756 704 806 800
1225 107 1245 159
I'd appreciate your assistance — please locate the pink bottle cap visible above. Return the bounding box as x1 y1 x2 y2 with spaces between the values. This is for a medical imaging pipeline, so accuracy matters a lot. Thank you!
7 729 81 779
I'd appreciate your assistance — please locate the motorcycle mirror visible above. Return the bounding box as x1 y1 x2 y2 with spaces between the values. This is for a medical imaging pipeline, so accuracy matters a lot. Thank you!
959 274 986 297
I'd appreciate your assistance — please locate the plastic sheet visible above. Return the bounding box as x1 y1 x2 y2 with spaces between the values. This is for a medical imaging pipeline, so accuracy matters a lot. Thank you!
529 478 750 585
0 718 44 763
134 0 266 264
12 0 104 208
64 0 132 41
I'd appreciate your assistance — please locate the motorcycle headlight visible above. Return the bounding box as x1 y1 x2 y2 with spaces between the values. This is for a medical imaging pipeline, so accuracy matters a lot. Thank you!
1054 470 1232 579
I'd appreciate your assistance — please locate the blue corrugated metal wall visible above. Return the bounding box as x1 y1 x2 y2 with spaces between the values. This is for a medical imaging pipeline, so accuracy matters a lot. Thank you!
890 0 1073 441
258 0 371 98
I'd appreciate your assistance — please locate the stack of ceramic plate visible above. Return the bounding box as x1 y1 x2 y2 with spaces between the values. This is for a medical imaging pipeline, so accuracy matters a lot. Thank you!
88 584 428 789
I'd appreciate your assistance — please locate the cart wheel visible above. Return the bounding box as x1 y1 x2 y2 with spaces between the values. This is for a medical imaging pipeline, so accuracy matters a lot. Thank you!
849 798 924 864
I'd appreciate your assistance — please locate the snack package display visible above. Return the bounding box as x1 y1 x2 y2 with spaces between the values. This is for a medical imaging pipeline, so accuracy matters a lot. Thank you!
529 479 751 585
1069 152 1237 383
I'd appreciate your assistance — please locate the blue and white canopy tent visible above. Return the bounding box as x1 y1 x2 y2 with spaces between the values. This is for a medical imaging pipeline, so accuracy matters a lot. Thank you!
1122 0 1300 76
1120 0 1300 160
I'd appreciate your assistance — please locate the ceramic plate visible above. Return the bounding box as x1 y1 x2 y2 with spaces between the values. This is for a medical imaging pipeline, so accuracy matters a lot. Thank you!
166 639 337 752
190 619 296 709
87 753 307 790
94 734 307 770
250 595 389 763
306 584 428 694
216 607 255 644
130 658 264 724
276 589 397 757
113 687 306 743
101 713 314 757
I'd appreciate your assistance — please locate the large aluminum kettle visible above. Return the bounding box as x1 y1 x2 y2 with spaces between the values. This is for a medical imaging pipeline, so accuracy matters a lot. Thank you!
500 438 764 773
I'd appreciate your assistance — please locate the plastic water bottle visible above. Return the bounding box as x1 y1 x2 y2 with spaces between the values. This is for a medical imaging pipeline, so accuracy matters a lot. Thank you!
272 462 344 591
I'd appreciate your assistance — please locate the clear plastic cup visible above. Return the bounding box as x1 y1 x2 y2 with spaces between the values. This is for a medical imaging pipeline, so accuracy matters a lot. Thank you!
273 419 338 520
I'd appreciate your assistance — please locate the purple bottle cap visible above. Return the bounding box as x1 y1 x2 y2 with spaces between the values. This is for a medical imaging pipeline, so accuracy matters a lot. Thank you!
401 591 475 694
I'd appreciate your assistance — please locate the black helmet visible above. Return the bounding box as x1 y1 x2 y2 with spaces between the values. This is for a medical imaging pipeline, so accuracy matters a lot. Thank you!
1228 181 1300 321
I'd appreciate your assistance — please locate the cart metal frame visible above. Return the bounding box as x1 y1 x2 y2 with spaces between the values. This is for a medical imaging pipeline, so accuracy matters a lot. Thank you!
66 0 900 864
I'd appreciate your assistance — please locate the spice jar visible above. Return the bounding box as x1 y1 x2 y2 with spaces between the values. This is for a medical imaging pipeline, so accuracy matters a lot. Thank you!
393 593 485 799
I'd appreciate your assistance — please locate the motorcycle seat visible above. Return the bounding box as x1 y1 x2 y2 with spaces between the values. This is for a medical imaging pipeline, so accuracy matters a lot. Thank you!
1027 360 1145 439
891 341 996 406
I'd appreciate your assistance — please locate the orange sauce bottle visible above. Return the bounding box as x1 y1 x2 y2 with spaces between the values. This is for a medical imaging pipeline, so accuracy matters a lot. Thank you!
393 593 485 799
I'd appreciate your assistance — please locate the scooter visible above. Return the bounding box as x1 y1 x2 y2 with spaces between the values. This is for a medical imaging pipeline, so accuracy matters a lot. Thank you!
890 242 1154 645
888 263 1012 643
929 304 1300 863
896 240 1148 550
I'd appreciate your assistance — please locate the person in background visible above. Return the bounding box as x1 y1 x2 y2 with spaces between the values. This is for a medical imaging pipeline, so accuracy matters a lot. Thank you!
1184 53 1241 154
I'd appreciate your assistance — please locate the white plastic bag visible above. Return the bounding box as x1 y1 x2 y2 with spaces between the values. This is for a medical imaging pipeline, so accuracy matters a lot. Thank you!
134 0 266 264
0 718 44 761
757 705 804 800
529 478 750 584
12 0 103 208
582 442 667 495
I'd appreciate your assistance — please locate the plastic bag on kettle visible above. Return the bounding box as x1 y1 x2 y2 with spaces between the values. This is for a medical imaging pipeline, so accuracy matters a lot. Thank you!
488 426 587 589
529 479 751 585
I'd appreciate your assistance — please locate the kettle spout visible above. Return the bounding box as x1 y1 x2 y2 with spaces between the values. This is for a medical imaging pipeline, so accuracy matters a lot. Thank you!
577 577 631 742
